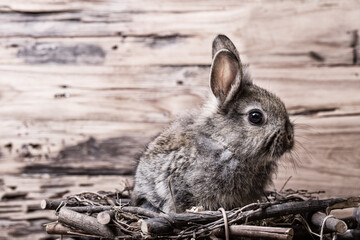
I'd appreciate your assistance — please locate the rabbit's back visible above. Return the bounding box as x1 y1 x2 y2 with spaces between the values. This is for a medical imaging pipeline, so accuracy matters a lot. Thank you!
132 118 199 212
132 116 277 212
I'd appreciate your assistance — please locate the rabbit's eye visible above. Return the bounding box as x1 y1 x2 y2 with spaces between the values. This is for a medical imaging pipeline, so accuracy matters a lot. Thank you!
248 110 264 125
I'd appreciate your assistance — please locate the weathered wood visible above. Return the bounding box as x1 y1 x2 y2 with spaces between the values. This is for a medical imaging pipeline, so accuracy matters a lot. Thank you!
1 65 360 195
0 191 28 200
0 175 131 238
97 211 115 225
140 217 173 235
140 197 360 234
122 206 160 218
58 207 116 239
40 200 159 219
0 1 360 239
41 199 66 210
68 206 113 213
41 199 130 211
213 225 294 240
0 1 358 67
311 211 348 233
66 205 159 218
45 222 85 235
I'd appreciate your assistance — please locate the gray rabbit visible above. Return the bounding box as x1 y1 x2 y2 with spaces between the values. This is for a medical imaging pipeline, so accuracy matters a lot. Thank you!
132 35 294 213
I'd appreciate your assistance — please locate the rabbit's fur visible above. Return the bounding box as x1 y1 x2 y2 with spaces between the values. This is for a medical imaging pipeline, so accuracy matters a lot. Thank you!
132 35 294 213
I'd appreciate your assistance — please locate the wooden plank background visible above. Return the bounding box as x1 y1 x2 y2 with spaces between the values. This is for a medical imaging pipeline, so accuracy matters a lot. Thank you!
0 0 359 239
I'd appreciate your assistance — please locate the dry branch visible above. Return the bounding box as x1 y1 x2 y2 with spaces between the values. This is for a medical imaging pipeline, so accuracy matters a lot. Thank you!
41 199 158 217
141 197 360 234
41 198 130 211
67 205 113 213
46 222 85 235
140 217 174 235
122 206 160 218
41 199 78 210
41 191 360 239
245 197 360 224
213 225 294 240
311 211 348 233
58 207 117 239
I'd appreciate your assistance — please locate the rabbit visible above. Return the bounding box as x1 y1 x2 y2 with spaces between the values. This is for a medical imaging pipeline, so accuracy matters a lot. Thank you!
132 34 294 213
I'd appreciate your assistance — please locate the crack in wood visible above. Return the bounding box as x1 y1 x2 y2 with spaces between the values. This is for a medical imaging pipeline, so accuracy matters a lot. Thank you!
55 136 146 163
117 32 193 48
160 64 210 68
309 51 325 62
319 111 360 118
274 51 326 63
289 107 337 116
350 30 359 48
17 42 106 65
350 30 359 64
322 63 359 67
22 165 134 176
0 6 81 14
119 33 192 40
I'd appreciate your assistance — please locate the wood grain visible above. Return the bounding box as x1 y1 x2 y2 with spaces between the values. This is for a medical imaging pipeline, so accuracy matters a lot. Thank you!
0 1 359 239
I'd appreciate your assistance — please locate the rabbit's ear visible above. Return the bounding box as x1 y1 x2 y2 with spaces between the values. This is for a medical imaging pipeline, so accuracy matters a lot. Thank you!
210 49 242 105
212 34 240 61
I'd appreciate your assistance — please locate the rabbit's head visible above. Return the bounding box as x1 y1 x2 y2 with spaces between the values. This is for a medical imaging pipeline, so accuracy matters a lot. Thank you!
205 35 294 162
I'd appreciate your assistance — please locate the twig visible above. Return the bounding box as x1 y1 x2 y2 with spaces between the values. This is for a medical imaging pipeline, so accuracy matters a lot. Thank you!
42 199 158 218
311 212 348 233
45 222 100 238
213 225 294 240
122 206 160 218
58 207 117 239
142 197 360 235
280 176 293 192
41 191 360 239
68 205 113 213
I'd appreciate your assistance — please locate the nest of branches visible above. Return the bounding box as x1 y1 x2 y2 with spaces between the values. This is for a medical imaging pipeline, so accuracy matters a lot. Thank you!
41 186 360 240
